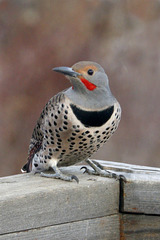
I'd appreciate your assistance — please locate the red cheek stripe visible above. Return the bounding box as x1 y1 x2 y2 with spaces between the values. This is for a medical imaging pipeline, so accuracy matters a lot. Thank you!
80 78 97 91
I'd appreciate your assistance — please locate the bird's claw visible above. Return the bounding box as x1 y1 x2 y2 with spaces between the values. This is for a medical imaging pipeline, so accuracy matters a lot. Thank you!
71 175 79 183
80 166 98 175
111 172 126 182
118 174 127 183
80 166 89 174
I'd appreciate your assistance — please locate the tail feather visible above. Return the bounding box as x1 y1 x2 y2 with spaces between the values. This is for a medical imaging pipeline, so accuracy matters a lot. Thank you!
21 162 31 173
21 141 42 173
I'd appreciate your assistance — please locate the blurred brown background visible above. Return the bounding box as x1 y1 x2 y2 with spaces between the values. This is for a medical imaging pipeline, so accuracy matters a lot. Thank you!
0 0 160 177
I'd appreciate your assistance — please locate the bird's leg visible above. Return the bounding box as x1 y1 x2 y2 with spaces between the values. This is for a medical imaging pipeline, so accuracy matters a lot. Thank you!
82 159 126 182
41 165 79 183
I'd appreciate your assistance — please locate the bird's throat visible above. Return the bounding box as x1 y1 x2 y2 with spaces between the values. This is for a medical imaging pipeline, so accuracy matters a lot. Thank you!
80 78 97 91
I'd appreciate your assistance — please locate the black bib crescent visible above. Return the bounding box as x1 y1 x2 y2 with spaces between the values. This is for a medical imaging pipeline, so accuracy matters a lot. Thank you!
70 104 114 127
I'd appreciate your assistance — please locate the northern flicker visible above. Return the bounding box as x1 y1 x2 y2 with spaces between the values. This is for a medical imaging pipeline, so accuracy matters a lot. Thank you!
21 61 122 182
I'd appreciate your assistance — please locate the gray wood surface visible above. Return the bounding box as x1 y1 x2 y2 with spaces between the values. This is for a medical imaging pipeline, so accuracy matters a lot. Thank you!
1 160 160 239
0 215 119 240
120 214 160 240
0 166 119 235
96 160 160 214
122 179 160 214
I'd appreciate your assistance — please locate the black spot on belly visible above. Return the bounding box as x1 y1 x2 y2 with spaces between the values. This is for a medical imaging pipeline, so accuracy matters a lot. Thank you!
70 104 114 127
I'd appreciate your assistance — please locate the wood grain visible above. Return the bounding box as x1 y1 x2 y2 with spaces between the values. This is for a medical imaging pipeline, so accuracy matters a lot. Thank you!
1 161 160 239
0 215 119 240
96 160 160 214
0 166 119 235
120 214 160 240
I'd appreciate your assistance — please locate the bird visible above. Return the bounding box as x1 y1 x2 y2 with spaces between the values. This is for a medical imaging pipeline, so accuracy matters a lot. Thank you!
21 61 122 182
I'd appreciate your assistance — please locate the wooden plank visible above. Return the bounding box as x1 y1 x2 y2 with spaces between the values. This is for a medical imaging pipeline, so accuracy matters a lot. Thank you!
120 214 160 240
0 215 119 240
121 179 160 214
96 160 160 172
0 166 119 235
96 160 160 215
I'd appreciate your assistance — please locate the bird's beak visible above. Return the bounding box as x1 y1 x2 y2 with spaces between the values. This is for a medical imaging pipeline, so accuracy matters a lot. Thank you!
53 67 81 78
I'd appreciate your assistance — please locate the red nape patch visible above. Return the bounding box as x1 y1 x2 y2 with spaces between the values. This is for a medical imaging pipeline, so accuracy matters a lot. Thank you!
80 78 96 91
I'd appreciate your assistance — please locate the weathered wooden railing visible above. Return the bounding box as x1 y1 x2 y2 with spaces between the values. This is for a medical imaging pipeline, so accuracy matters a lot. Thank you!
1 160 160 240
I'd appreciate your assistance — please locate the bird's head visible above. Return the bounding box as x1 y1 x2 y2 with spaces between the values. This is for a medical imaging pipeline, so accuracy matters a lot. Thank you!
53 61 109 92
53 61 115 109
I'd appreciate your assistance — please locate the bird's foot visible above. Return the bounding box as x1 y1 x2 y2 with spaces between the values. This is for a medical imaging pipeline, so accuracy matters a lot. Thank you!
41 167 79 183
81 159 126 182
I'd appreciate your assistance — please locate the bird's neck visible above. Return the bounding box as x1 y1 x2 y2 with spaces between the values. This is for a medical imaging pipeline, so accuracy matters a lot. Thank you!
65 87 116 110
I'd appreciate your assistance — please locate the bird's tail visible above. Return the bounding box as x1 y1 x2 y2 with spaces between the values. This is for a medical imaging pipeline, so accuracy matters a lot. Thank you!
21 161 32 173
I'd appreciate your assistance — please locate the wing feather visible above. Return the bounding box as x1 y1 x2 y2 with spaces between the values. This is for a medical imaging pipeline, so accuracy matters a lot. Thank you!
21 92 65 172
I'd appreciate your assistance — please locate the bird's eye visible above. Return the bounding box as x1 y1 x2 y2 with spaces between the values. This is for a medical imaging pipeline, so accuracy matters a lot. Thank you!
87 69 94 75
